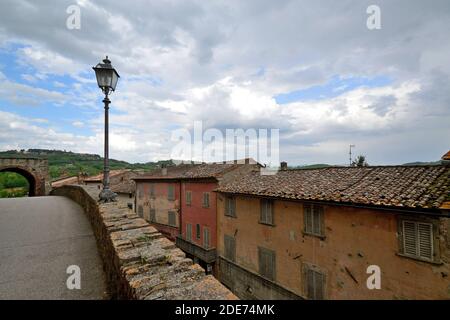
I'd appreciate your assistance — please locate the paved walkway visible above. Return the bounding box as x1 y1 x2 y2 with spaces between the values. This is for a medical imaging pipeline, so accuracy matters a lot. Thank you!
0 196 106 299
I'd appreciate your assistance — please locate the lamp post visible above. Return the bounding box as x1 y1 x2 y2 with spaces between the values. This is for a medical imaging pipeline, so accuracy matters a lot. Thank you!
93 56 120 202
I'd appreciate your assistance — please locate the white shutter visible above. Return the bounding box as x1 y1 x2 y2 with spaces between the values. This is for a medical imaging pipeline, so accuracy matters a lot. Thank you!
418 223 433 260
403 221 418 256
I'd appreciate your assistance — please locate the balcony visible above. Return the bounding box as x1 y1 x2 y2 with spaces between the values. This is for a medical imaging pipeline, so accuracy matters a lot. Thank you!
176 236 217 264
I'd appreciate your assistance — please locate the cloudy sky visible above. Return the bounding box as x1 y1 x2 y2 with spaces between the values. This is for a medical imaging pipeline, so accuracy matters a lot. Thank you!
0 0 449 165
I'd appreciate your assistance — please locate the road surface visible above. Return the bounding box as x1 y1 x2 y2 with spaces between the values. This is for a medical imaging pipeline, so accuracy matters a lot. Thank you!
0 196 107 299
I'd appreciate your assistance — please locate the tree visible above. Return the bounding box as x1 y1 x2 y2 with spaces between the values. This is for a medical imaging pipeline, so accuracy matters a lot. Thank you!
352 155 369 167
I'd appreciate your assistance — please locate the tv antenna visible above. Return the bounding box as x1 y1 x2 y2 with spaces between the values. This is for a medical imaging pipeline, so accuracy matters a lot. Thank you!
349 144 355 166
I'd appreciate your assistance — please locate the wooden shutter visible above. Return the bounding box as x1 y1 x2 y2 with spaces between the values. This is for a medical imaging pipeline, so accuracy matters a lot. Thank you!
203 228 210 249
186 191 191 205
304 204 312 233
258 247 275 281
186 224 192 241
203 193 210 208
168 211 176 226
403 221 417 256
168 185 174 200
313 205 323 235
418 223 433 260
224 235 236 262
306 268 325 300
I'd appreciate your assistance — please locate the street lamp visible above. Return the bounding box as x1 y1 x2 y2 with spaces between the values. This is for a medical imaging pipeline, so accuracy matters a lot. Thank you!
93 56 120 202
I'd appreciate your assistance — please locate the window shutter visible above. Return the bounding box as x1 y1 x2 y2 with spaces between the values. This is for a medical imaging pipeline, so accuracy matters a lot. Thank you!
196 224 201 239
313 206 323 235
304 204 312 233
203 193 210 207
168 185 174 200
138 205 143 217
186 224 192 241
186 191 191 205
306 269 315 299
403 221 418 256
168 211 176 226
314 271 325 300
224 235 236 262
418 223 433 260
306 268 325 300
203 228 210 249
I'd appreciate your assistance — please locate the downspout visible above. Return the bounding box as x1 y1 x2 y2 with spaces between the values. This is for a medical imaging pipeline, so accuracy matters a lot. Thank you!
179 179 182 237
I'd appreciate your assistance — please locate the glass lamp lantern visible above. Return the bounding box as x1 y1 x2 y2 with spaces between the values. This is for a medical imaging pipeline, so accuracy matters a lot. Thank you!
92 56 120 94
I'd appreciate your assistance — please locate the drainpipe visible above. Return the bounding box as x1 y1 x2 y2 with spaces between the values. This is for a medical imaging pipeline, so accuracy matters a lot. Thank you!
178 179 182 238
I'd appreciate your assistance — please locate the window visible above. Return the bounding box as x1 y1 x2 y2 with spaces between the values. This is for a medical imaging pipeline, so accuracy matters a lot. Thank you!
168 211 176 226
304 204 324 237
138 184 143 199
150 184 155 198
203 227 210 249
305 266 325 300
186 191 192 206
186 224 192 241
149 208 156 222
224 235 236 262
202 192 210 208
400 220 434 261
258 247 276 281
137 205 143 218
225 196 236 217
196 224 201 239
168 185 175 200
260 199 274 225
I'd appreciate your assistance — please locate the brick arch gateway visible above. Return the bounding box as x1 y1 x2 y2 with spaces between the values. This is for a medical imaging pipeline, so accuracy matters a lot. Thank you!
0 158 50 196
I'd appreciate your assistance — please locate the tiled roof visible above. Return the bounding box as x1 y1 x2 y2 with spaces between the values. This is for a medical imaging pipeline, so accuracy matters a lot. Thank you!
216 165 450 210
442 150 450 161
84 169 130 182
133 164 240 180
110 171 143 194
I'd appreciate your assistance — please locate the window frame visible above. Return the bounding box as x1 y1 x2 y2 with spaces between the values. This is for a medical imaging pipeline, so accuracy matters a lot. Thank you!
168 210 176 227
203 227 210 249
258 247 276 281
303 264 326 300
186 190 192 206
303 204 325 238
186 223 192 241
223 234 236 262
196 223 201 239
202 192 210 208
259 199 275 226
397 216 440 264
224 196 236 218
167 184 175 201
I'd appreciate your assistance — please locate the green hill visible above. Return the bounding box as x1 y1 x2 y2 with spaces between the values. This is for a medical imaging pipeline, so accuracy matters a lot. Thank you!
0 149 171 180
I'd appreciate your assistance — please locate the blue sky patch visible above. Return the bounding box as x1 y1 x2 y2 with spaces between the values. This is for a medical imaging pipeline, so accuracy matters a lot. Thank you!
274 75 392 104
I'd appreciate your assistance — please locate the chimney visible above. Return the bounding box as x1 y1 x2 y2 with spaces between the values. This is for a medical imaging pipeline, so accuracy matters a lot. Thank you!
280 161 288 171
161 163 167 176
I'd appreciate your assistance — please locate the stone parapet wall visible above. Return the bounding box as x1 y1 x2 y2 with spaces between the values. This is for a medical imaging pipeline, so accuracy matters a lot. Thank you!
51 185 236 300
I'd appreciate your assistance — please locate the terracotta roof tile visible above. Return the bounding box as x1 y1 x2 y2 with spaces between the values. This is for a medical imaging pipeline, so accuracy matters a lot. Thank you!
134 163 240 180
216 165 450 210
